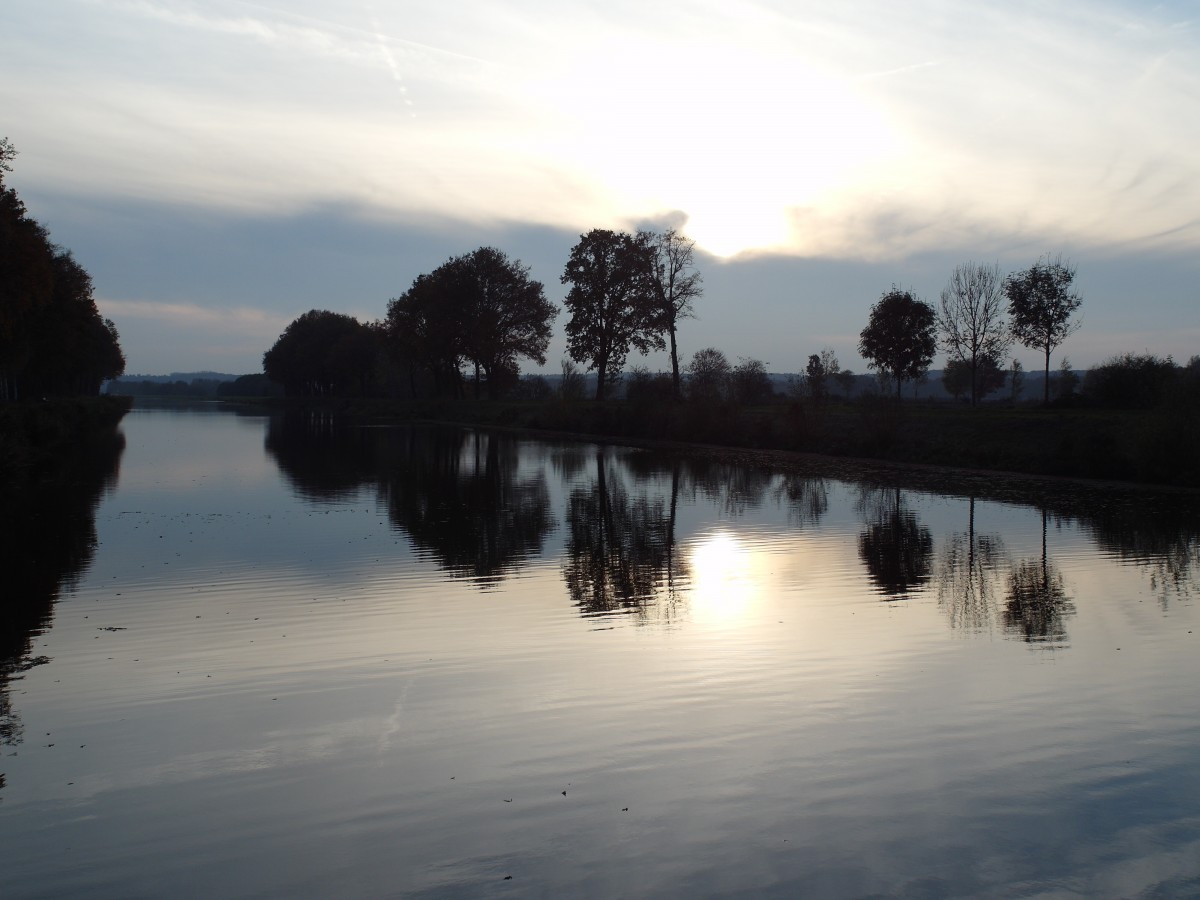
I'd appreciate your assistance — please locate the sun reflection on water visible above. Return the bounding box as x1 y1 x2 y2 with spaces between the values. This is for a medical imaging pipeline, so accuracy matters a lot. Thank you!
686 531 767 627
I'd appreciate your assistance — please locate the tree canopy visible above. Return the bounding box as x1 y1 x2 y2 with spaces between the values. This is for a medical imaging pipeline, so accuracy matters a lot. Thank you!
386 247 554 399
858 287 937 400
263 310 379 397
561 229 663 401
1005 255 1082 405
0 141 125 400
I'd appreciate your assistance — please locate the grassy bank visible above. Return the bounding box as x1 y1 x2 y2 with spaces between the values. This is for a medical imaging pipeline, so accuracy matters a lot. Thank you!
0 396 132 493
238 395 1200 488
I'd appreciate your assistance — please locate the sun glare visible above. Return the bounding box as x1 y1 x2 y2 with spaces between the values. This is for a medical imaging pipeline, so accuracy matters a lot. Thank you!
687 531 766 627
526 37 900 258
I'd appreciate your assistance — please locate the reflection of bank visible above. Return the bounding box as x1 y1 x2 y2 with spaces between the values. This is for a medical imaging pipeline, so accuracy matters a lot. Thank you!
0 427 125 766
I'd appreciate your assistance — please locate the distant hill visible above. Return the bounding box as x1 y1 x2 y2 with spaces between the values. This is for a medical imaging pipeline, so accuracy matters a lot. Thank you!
116 372 238 383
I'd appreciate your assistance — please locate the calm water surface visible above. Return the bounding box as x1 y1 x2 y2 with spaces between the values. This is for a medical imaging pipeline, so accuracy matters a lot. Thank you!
2 403 1198 898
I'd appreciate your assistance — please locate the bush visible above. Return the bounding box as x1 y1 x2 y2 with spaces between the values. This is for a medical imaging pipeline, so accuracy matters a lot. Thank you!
1083 353 1178 409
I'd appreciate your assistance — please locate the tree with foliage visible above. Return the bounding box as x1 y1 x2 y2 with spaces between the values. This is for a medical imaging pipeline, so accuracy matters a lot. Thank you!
937 262 1010 406
942 354 1005 403
1005 255 1082 405
0 141 124 399
455 247 556 398
561 229 662 400
858 287 937 401
731 357 773 406
263 310 377 397
646 228 702 400
385 247 554 399
685 347 730 403
805 348 840 404
1009 359 1025 404
386 267 467 398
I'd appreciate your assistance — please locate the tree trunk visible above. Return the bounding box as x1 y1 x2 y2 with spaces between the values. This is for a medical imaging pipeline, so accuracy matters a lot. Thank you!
669 325 681 401
1043 344 1051 406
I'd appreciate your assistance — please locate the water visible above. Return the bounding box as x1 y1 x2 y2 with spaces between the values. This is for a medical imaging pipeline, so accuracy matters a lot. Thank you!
2 403 1198 897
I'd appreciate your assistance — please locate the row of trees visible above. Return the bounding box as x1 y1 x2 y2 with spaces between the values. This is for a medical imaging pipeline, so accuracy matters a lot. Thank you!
264 229 702 402
858 257 1082 405
265 224 1089 410
0 139 125 400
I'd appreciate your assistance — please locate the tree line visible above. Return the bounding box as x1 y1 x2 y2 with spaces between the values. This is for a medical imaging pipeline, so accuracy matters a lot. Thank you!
263 213 1198 415
263 229 702 402
0 140 125 400
857 257 1083 406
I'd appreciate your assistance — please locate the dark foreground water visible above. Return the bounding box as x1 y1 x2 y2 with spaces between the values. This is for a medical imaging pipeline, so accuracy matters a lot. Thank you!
2 403 1198 898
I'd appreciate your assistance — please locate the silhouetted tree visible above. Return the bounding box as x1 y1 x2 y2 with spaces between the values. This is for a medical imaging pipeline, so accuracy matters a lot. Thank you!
263 310 376 397
805 348 840 404
646 228 702 399
858 287 936 401
937 262 1010 406
731 357 773 406
0 147 124 399
562 229 662 400
1005 255 1082 405
941 354 1005 403
402 247 556 399
685 347 730 403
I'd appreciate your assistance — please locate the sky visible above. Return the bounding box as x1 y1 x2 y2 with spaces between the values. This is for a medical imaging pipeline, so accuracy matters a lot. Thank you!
3 0 1198 376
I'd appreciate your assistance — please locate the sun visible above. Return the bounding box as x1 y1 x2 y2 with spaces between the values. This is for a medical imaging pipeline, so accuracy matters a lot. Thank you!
525 36 900 259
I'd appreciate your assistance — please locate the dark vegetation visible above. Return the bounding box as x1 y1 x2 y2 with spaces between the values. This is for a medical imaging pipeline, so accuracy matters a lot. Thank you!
243 195 1192 486
0 139 130 480
0 139 125 401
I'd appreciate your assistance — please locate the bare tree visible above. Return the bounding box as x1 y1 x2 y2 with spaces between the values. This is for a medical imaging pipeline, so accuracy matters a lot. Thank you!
1005 255 1083 406
646 228 702 400
937 262 1010 406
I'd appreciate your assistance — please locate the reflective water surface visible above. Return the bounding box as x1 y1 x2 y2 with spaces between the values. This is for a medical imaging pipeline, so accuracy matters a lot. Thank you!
2 404 1199 897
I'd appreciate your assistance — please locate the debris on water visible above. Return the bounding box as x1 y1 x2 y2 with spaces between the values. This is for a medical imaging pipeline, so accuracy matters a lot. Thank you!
503 875 512 880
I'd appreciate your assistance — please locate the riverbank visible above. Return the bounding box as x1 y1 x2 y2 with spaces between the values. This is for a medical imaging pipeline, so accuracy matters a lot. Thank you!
233 395 1200 489
0 396 132 493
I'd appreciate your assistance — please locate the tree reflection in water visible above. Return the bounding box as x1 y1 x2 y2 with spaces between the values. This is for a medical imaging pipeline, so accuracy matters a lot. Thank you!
857 485 934 600
382 429 555 587
267 417 556 588
1080 503 1199 607
936 496 1006 633
774 474 829 528
0 428 125 769
1004 509 1074 644
562 451 687 619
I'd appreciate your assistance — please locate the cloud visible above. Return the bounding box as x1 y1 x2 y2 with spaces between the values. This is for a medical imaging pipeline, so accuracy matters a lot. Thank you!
98 298 291 331
6 0 1196 263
